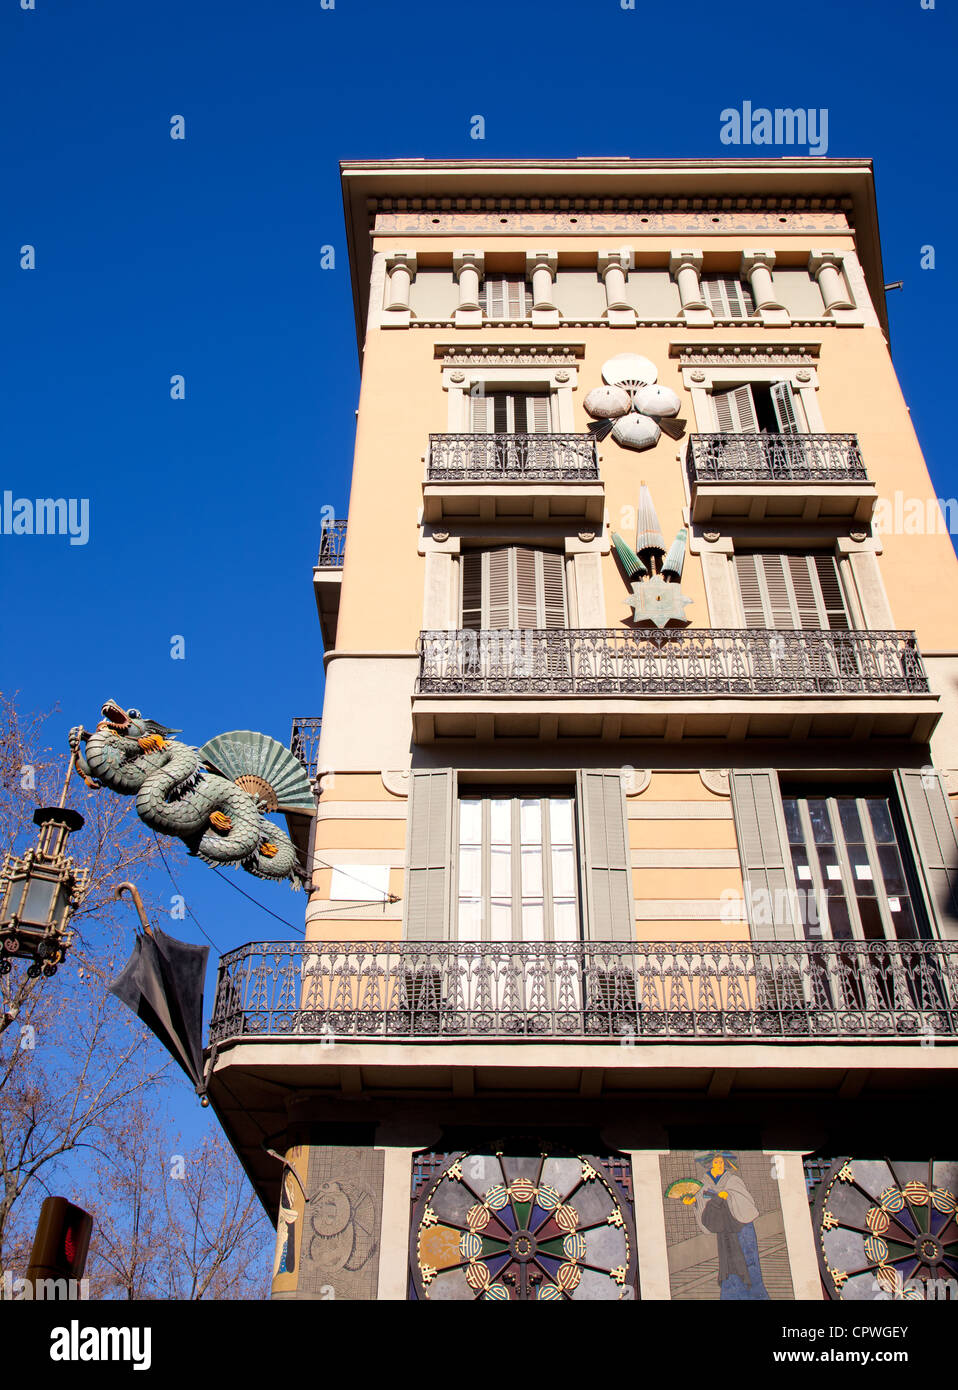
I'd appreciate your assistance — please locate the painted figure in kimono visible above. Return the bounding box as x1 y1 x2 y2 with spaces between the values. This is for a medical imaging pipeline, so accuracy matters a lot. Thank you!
275 1161 303 1277
685 1152 770 1300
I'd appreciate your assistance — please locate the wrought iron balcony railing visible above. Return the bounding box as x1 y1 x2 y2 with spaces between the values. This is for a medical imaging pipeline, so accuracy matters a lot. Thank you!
209 939 958 1044
317 518 347 568
427 433 599 481
686 432 868 484
290 717 322 779
416 628 929 697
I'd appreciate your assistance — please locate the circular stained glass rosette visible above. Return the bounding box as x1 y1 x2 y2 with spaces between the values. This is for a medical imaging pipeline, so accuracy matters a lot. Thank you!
813 1159 958 1301
412 1148 636 1301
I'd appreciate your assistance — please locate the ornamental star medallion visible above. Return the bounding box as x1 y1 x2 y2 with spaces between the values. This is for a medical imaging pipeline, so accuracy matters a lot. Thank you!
626 576 693 628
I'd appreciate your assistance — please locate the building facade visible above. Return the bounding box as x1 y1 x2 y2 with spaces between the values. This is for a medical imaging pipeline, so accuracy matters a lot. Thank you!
208 159 958 1302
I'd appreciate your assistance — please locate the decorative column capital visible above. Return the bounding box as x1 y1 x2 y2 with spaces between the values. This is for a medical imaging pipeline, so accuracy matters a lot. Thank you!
385 250 417 275
741 247 776 276
453 249 484 276
525 248 558 275
669 247 703 275
808 247 844 277
598 247 633 277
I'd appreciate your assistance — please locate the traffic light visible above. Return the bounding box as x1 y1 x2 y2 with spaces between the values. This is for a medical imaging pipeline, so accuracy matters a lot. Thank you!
26 1196 93 1292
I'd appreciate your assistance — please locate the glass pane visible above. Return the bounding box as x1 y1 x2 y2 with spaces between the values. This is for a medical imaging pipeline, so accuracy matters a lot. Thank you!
521 903 544 941
876 843 907 897
490 799 511 843
808 799 833 844
521 846 542 897
457 899 482 940
490 901 512 941
550 799 575 845
520 799 542 845
867 799 895 843
459 800 482 845
552 901 579 941
825 897 853 940
490 846 511 898
782 798 802 843
858 897 885 941
889 898 918 941
836 798 864 844
552 847 576 899
458 845 481 897
21 878 57 926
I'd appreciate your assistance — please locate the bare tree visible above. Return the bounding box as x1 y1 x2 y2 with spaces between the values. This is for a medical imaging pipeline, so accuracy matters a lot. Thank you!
0 692 173 1280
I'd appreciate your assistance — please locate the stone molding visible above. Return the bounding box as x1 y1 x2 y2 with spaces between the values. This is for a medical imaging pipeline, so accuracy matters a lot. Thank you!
434 342 584 365
699 769 731 797
669 341 821 366
381 770 412 797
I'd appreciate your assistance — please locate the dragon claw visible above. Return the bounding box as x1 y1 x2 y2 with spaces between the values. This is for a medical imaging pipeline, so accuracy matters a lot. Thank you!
209 811 232 833
260 842 279 858
138 734 167 753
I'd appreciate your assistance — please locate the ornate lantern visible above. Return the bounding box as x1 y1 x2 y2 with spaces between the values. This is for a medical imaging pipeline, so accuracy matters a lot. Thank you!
0 806 88 978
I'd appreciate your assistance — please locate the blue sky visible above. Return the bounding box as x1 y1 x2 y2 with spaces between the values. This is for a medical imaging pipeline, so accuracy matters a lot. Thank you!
3 0 956 1139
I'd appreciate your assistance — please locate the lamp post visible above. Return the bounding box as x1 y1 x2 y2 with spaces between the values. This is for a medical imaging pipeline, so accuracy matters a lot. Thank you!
0 763 88 981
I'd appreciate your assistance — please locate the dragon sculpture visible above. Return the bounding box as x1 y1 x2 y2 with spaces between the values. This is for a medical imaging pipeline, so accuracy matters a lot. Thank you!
68 700 314 886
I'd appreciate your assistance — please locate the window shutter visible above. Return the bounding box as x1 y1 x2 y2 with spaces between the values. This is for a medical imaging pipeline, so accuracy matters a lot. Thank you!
470 392 493 433
527 393 552 433
896 771 958 940
507 277 526 317
729 277 754 317
786 555 825 629
812 555 851 630
730 771 800 941
482 278 506 318
703 277 726 316
539 550 567 628
461 552 482 631
770 381 800 434
493 391 509 433
734 553 766 628
713 385 758 433
514 546 538 629
703 276 753 318
577 772 634 942
485 547 512 628
404 770 453 941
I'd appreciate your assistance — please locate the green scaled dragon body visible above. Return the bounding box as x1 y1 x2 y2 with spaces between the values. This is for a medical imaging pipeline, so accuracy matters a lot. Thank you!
68 700 310 885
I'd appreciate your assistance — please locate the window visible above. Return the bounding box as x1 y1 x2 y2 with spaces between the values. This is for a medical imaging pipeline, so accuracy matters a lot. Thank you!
456 793 580 942
782 792 929 944
470 389 552 433
701 274 755 319
712 381 804 434
480 274 530 319
461 545 567 629
734 553 850 630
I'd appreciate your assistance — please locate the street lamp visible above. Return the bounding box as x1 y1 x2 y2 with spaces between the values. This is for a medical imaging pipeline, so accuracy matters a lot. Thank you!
0 798 88 979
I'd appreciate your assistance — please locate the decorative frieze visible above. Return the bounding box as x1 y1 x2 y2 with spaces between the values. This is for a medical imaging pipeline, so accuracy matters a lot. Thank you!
373 207 852 235
669 341 821 367
434 342 585 366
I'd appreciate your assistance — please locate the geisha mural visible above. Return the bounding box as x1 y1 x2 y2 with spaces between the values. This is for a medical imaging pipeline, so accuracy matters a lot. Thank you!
661 1151 794 1301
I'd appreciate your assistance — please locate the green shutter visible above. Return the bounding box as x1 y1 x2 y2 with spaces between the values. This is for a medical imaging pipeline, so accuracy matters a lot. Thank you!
730 771 799 941
897 770 958 940
577 771 633 942
404 770 453 940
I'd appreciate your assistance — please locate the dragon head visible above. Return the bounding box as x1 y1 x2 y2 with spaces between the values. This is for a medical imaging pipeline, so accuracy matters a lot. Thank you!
97 700 180 742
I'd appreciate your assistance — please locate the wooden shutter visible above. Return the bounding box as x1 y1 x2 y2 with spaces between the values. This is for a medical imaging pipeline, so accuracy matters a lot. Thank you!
577 771 634 942
897 771 958 940
514 546 538 629
485 547 512 628
730 771 799 941
461 552 482 630
526 393 552 433
492 391 509 433
404 770 453 940
507 277 526 317
482 278 505 318
771 381 800 434
703 276 753 318
713 385 759 432
734 553 850 629
539 550 567 627
470 392 493 432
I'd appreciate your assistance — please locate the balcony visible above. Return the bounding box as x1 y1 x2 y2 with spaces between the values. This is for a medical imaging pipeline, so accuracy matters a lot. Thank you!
686 433 877 524
422 433 604 524
210 938 958 1045
290 716 322 779
312 518 346 648
412 627 939 742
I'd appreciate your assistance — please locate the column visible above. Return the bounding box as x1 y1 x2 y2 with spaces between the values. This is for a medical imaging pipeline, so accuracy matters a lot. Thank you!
598 248 636 327
669 248 710 325
382 251 416 327
525 249 559 327
809 249 855 315
453 249 484 327
741 248 789 325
